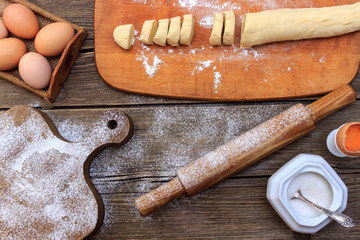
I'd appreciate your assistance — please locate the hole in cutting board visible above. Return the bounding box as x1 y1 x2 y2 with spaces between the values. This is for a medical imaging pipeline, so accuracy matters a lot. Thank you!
107 120 118 130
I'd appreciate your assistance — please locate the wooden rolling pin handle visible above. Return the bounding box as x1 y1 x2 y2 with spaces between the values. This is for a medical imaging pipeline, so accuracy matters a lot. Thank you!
135 177 186 217
308 85 356 123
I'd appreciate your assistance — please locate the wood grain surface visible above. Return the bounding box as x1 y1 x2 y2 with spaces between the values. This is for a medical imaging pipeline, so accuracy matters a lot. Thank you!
1 0 360 239
95 0 360 101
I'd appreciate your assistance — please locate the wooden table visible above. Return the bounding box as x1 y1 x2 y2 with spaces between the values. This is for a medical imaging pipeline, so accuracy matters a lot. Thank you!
1 1 360 239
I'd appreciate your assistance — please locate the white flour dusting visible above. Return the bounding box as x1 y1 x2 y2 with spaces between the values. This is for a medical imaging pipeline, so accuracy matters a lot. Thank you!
192 60 214 75
144 105 288 177
199 60 213 68
133 0 147 4
179 0 198 9
176 104 312 193
221 1 241 10
319 55 327 63
176 0 225 9
213 72 222 93
136 53 164 79
199 16 212 28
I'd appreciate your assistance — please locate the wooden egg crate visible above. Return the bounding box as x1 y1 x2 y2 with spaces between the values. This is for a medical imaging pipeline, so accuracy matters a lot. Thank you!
0 0 86 104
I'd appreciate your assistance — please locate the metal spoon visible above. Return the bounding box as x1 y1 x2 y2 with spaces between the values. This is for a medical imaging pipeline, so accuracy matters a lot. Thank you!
291 190 354 228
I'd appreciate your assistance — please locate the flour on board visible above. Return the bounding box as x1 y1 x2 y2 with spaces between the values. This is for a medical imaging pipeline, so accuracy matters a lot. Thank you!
136 51 164 79
319 55 327 63
213 72 222 93
199 16 212 28
192 60 213 75
133 0 147 4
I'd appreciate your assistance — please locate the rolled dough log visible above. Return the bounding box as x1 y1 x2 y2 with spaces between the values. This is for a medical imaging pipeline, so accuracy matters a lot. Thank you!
153 19 170 47
240 2 360 49
209 12 223 46
139 20 158 45
180 14 195 45
223 11 235 45
113 24 135 50
167 16 182 46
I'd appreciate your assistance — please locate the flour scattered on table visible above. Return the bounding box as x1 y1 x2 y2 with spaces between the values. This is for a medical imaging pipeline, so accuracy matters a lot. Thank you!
213 72 222 93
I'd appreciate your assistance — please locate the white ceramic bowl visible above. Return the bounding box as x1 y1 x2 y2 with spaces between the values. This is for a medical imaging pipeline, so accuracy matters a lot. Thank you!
267 154 348 233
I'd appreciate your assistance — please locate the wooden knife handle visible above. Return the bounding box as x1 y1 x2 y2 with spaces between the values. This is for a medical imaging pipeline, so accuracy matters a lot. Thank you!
308 85 356 123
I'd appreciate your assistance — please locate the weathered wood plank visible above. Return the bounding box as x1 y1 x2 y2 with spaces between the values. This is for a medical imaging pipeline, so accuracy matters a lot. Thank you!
29 102 358 239
37 101 360 178
1 0 360 239
1 100 359 239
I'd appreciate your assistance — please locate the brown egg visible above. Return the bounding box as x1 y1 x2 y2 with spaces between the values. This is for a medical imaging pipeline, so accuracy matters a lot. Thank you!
336 122 360 157
0 38 27 70
19 52 52 89
3 4 39 39
0 19 8 39
35 22 75 57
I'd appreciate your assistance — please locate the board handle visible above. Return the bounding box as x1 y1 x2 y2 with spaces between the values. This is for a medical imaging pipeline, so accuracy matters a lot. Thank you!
83 110 133 151
308 85 356 123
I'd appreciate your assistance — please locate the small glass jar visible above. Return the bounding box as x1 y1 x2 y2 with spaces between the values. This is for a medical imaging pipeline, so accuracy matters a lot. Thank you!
267 154 348 233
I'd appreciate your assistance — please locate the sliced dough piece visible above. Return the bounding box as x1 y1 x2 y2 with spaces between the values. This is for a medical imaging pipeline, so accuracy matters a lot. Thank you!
223 11 235 45
153 19 170 47
139 20 158 45
180 14 195 45
209 12 223 46
167 16 182 46
240 2 360 49
113 24 135 50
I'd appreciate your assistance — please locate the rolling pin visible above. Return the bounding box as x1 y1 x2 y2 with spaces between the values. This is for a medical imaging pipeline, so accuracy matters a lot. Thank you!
135 85 357 216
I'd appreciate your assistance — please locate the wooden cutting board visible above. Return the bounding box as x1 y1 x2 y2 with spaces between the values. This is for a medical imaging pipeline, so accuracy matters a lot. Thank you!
94 0 360 101
0 105 132 239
